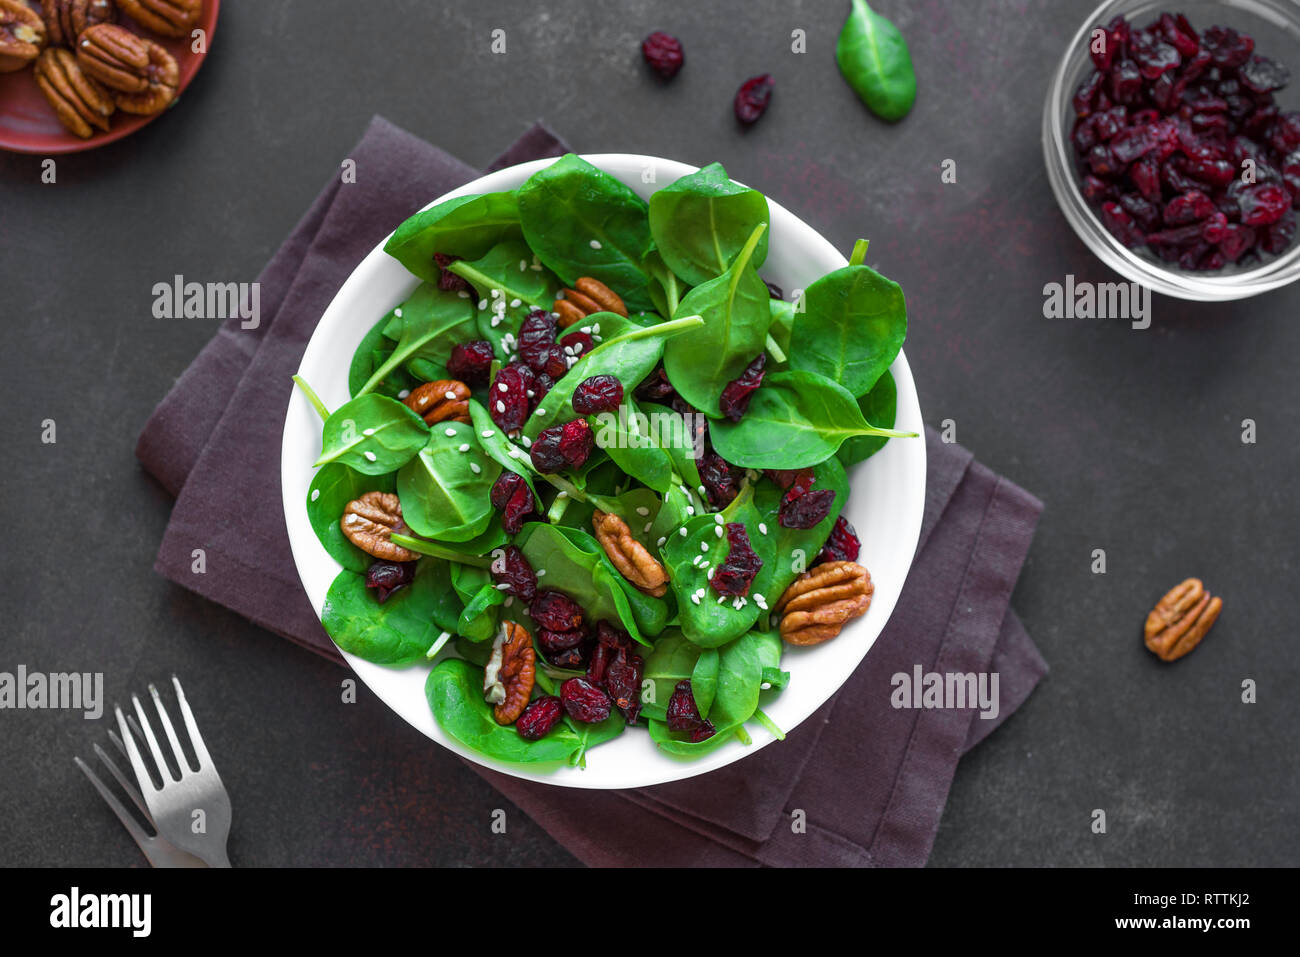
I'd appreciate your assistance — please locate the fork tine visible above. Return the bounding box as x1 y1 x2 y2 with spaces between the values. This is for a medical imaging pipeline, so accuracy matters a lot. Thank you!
148 682 191 775
171 675 214 770
75 755 154 860
115 704 158 796
95 742 154 824
130 695 173 784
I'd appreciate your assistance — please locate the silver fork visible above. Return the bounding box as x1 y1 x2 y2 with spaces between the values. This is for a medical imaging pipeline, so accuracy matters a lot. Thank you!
114 676 233 868
75 720 208 868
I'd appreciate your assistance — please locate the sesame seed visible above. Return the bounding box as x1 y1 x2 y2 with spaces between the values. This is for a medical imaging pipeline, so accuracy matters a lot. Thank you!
698 485 707 497
536 568 546 576
477 299 487 310
657 536 667 547
685 506 695 516
590 239 602 249
714 525 724 538
519 259 527 271
526 389 535 398
444 428 457 437
536 408 546 416
701 542 709 552
481 430 495 438
758 523 768 535
717 594 727 604
491 288 502 298
563 346 575 356
521 436 531 447
496 400 506 413
364 451 377 462
592 323 601 333
693 556 702 566
362 428 375 436
707 567 716 579
699 560 709 569
691 593 702 605
508 447 522 459
754 595 768 610
760 682 771 690
394 308 403 318
679 528 688 537
505 597 513 608
636 506 650 516
495 582 512 590
310 489 320 502
644 522 653 533
592 335 603 343
458 290 470 298
714 514 724 525
498 382 509 393
470 463 481 474
490 315 500 327
458 443 471 452
510 298 521 308
445 391 457 401
579 326 591 334
398 389 411 399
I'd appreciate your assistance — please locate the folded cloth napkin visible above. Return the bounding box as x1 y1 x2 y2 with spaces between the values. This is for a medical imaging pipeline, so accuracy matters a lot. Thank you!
136 116 1047 867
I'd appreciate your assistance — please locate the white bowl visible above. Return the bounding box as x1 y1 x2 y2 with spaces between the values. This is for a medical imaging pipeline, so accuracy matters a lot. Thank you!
281 154 926 789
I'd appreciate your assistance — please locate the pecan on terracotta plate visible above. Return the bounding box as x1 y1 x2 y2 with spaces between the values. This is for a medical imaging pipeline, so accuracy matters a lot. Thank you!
40 0 114 48
33 47 113 138
0 0 47 73
116 0 202 38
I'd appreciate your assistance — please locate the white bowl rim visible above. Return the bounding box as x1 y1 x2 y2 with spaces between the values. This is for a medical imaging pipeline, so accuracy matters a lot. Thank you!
280 152 927 789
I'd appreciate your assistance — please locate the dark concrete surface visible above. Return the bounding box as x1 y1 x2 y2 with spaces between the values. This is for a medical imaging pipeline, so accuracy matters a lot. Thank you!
1 0 1296 867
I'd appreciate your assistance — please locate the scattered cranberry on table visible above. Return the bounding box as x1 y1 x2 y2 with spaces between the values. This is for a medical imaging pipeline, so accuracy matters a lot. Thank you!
1072 13 1299 269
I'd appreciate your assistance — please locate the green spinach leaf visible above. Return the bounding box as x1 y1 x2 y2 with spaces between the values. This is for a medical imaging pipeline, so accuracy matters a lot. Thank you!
357 284 476 396
446 239 561 353
307 463 397 573
835 0 917 122
837 369 898 467
315 393 430 475
662 223 772 418
396 422 500 542
709 370 912 468
517 154 656 312
348 312 418 398
752 456 849 603
691 647 720 718
790 261 906 397
592 396 675 494
384 192 523 283
648 163 770 287
321 560 460 664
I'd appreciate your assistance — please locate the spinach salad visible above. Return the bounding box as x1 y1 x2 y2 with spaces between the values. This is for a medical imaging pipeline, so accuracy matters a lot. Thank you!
296 155 914 768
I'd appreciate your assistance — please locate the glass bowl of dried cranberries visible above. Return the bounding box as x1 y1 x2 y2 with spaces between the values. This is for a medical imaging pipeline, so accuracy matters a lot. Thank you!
1044 0 1300 299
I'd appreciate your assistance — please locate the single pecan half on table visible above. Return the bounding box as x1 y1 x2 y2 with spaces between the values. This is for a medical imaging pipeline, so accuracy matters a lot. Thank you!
484 622 536 726
117 0 202 38
775 560 874 646
1144 577 1223 662
33 47 113 137
553 277 628 328
339 491 418 563
593 510 668 597
40 0 114 48
0 0 47 73
402 378 471 425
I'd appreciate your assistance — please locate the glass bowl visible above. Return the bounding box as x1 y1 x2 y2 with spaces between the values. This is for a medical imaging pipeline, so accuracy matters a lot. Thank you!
1043 0 1300 300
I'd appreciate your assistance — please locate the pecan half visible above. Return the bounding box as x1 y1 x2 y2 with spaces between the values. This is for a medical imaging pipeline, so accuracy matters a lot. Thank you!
107 35 177 115
40 0 114 48
117 0 201 38
339 492 418 562
775 560 874 646
33 47 113 138
75 23 149 91
403 379 471 425
1144 578 1223 662
553 277 628 328
592 510 668 597
490 622 536 725
0 0 47 73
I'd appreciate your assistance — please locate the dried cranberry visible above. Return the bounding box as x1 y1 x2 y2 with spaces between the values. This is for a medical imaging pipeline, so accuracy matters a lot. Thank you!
538 627 585 656
489 363 532 432
1074 70 1104 117
1238 183 1290 225
517 309 558 365
690 721 717 742
489 471 537 535
718 353 766 422
1241 55 1290 94
531 343 569 379
1109 60 1143 104
533 370 556 403
1129 30 1181 80
1202 26 1253 69
595 620 631 652
1130 157 1162 201
586 641 612 686
560 677 612 724
446 339 495 387
516 696 564 740
1261 209 1296 253
711 523 763 598
766 467 812 491
780 489 836 530
635 366 678 404
491 544 537 602
641 31 684 80
666 680 706 732
530 418 594 472
605 648 645 724
734 73 774 125
817 515 861 565
1200 211 1229 242
548 645 587 670
432 253 469 293
697 452 738 508
1119 193 1161 232
1101 201 1144 247
571 374 624 414
559 329 594 359
1163 189 1216 224
529 589 584 632
1219 223 1257 261
365 560 416 603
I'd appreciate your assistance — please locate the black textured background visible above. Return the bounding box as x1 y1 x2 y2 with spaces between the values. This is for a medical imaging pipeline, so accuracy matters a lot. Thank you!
1 0 1296 867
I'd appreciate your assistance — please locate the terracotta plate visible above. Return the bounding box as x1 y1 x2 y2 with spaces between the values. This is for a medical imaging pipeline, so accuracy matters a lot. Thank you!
0 0 219 154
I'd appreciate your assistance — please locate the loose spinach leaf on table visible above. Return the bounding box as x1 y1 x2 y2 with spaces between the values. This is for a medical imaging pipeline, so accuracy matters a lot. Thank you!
709 370 912 469
837 368 898 467
517 154 656 312
662 223 772 418
322 559 460 664
307 463 397 573
396 421 500 542
357 283 476 397
446 239 561 353
789 260 906 398
426 659 612 764
751 455 849 603
835 0 917 122
315 393 430 475
662 494 775 648
384 191 523 283
648 163 770 287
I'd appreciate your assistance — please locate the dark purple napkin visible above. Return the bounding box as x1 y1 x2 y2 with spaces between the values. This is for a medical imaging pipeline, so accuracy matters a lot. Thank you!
136 116 1047 866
